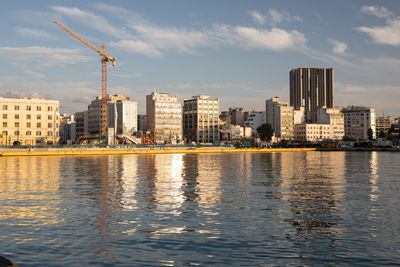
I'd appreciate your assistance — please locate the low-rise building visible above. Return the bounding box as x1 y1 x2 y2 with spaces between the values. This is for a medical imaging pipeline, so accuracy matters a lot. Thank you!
244 109 265 135
107 99 138 136
294 123 333 142
59 113 76 144
376 116 393 136
0 97 60 146
317 107 345 140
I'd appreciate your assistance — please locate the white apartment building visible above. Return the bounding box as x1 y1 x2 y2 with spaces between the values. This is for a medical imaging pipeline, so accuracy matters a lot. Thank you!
342 106 376 140
183 95 219 143
146 90 182 144
0 97 60 146
108 99 138 136
244 109 265 135
317 107 345 140
294 123 333 142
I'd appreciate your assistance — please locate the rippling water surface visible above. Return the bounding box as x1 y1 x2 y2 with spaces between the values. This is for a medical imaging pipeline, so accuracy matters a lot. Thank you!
1 151 400 266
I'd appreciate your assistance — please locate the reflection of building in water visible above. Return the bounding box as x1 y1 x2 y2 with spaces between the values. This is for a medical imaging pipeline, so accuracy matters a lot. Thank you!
0 157 61 224
196 154 222 205
154 154 184 212
278 152 345 233
120 155 139 210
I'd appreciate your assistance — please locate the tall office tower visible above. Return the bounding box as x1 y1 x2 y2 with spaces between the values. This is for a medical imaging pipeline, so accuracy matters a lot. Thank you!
146 90 182 144
290 67 334 122
183 95 220 144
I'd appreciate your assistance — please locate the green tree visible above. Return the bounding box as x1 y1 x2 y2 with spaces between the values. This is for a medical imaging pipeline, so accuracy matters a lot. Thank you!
367 128 374 140
257 123 274 142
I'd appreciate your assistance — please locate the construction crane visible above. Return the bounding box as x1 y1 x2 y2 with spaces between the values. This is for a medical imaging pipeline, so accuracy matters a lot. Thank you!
54 20 116 137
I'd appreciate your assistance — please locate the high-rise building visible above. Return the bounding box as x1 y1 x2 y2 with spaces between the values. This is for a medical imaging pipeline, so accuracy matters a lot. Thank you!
183 95 219 143
290 67 334 122
0 97 60 146
342 106 376 140
146 90 182 144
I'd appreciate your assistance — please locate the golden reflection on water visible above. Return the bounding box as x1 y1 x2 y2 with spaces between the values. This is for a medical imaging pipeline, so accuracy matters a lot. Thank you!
369 151 379 201
0 156 62 226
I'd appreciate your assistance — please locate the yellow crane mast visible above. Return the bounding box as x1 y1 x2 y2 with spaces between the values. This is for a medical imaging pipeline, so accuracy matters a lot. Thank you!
54 20 116 137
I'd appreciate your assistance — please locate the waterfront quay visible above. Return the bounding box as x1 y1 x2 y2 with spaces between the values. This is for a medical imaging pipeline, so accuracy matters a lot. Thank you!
0 145 399 157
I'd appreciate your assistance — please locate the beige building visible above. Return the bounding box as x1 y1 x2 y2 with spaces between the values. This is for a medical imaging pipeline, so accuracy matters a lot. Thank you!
376 116 393 136
266 97 304 141
146 90 182 144
88 94 130 136
294 123 333 142
0 97 60 146
290 67 334 122
317 107 345 140
342 106 376 140
183 95 219 143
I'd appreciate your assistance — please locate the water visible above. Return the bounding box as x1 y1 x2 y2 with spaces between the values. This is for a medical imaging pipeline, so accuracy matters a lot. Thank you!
0 151 399 266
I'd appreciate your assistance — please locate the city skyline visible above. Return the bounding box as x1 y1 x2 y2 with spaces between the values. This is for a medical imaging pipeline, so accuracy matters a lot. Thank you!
1 1 400 116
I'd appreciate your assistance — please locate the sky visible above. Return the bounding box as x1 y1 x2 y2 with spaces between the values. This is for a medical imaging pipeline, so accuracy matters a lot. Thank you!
1 0 400 116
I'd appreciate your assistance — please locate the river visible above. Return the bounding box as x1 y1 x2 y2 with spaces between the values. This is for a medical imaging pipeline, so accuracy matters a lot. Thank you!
0 151 399 266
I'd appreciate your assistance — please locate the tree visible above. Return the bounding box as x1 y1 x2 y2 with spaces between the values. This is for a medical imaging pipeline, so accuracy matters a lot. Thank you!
367 128 374 140
257 123 274 142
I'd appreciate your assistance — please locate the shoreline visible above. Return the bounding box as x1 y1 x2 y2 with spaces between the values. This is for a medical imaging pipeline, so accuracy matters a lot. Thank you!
0 147 399 157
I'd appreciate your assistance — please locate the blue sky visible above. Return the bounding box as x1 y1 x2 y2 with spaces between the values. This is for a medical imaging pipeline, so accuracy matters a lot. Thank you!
1 1 400 116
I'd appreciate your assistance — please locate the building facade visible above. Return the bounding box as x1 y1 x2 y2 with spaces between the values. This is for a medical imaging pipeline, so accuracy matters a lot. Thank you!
183 95 219 143
294 123 334 142
88 94 129 136
317 107 345 140
290 67 334 122
244 109 265 135
146 90 182 144
108 99 138 136
0 97 60 146
376 116 393 136
266 97 296 140
59 113 76 144
342 106 376 140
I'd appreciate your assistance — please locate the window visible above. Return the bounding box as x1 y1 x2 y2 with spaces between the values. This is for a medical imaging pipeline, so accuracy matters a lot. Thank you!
26 114 31 119
36 106 41 111
2 114 6 119
14 122 19 127
48 115 52 120
14 114 19 119
14 131 20 136
2 131 7 136
26 105 31 111
2 122 7 127
2 105 7 110
48 106 53 111
37 122 41 128
36 131 41 136
48 123 52 128
26 131 31 136
47 131 53 136
37 115 41 120
27 122 31 128
14 105 20 110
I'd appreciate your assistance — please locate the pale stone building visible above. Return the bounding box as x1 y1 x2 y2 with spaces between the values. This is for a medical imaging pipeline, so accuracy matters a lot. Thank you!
376 116 393 136
146 90 182 144
244 109 265 135
107 99 138 136
183 95 219 144
317 107 345 140
0 97 60 146
294 123 333 142
266 97 297 141
342 106 376 140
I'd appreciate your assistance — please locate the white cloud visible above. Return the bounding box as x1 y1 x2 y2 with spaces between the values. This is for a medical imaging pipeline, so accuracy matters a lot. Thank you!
110 40 163 58
0 46 91 67
14 27 53 39
360 6 392 18
23 70 45 78
357 18 400 46
330 39 348 55
249 11 266 25
1 88 43 99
